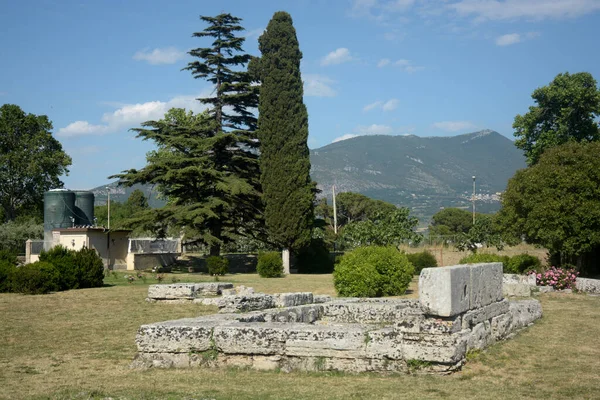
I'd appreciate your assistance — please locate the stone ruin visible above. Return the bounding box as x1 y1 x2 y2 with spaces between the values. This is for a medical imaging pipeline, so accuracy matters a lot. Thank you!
132 263 542 374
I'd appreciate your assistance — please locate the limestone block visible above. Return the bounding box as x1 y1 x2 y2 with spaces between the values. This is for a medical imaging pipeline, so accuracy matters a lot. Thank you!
285 323 367 358
419 265 471 317
131 352 191 369
503 273 537 286
469 263 504 309
147 283 202 300
323 300 422 323
364 327 403 360
509 300 542 330
223 285 255 296
394 315 462 335
490 313 513 341
195 297 222 306
218 294 276 313
213 322 289 355
576 278 600 294
196 282 234 296
461 299 510 329
313 295 333 303
401 331 468 364
136 316 228 352
537 286 555 293
466 321 491 351
273 292 314 308
263 305 324 323
503 284 532 298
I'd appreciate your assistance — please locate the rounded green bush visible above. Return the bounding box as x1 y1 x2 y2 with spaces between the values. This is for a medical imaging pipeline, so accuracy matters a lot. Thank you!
0 250 18 293
39 245 78 290
459 253 509 269
207 256 229 276
257 252 283 278
12 261 60 295
333 246 414 297
506 254 541 274
75 247 105 288
406 251 438 275
296 239 334 274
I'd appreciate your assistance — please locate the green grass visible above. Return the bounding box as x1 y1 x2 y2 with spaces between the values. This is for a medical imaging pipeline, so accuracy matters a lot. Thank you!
0 273 599 399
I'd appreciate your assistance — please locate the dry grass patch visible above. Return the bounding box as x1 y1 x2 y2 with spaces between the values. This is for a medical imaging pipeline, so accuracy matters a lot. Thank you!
0 275 598 399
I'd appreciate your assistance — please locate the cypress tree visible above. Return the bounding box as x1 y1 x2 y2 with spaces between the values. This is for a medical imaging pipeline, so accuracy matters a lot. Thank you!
255 11 314 253
112 14 262 256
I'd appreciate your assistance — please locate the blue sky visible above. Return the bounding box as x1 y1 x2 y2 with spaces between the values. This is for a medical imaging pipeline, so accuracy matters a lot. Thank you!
2 0 600 190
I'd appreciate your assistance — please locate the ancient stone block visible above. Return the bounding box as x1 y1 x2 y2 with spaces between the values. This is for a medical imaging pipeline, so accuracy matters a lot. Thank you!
263 305 324 323
213 322 289 355
285 323 367 358
364 327 402 359
469 263 504 309
503 273 537 286
490 313 513 341
218 294 276 313
313 294 332 303
419 265 471 317
509 300 543 329
401 332 468 364
147 283 202 300
462 299 510 329
576 277 600 294
467 320 491 351
273 292 314 308
394 315 462 335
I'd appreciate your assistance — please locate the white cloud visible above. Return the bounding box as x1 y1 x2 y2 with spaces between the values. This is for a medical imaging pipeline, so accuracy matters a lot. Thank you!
432 121 477 132
382 98 400 111
303 74 337 97
495 33 521 46
377 58 391 67
133 47 186 65
58 93 210 137
321 48 353 66
363 101 383 112
355 124 394 135
332 133 360 143
350 0 415 20
450 0 600 21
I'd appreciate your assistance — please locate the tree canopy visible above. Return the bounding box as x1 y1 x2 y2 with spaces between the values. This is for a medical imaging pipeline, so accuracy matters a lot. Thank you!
112 14 261 255
428 208 473 236
254 11 314 252
497 141 600 274
514 72 600 166
0 104 71 222
342 208 422 248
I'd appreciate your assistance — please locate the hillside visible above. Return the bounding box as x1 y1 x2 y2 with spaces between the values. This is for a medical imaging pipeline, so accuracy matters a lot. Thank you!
310 130 526 222
90 130 525 224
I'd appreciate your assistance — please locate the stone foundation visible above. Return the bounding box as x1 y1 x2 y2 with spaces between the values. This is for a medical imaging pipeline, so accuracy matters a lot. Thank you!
133 263 542 374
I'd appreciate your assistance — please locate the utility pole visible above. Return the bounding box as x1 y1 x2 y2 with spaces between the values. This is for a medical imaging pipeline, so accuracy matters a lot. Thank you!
332 185 338 235
472 176 476 225
106 186 111 230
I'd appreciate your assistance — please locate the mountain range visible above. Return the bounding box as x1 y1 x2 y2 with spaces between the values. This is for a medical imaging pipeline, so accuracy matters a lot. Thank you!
90 130 526 223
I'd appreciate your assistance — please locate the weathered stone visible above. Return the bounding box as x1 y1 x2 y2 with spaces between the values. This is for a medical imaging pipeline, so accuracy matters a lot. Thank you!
503 273 537 286
196 282 234 296
365 327 402 359
395 315 462 335
509 300 543 329
263 305 324 323
313 294 333 303
503 283 532 297
213 322 289 355
147 282 234 300
218 294 276 313
285 323 367 358
467 321 491 351
222 285 255 296
576 278 600 294
468 263 504 309
537 286 555 293
323 300 422 323
462 299 510 329
273 292 314 308
419 265 471 317
401 331 468 364
490 313 513 341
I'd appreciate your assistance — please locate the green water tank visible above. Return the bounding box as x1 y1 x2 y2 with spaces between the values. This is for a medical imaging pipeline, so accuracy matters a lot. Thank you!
73 190 95 226
43 189 76 240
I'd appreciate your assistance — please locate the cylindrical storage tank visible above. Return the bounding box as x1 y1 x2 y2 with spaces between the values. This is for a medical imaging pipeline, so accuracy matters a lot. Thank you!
43 189 76 242
73 190 95 226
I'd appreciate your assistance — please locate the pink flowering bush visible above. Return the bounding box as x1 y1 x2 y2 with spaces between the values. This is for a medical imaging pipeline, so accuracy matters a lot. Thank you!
534 266 578 290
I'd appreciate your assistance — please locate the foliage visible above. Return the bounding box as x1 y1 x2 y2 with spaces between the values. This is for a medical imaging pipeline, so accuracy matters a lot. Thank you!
254 11 314 252
0 104 72 222
497 142 600 275
206 256 229 276
333 246 414 297
535 266 578 290
342 208 422 248
429 208 473 236
506 254 541 274
0 217 43 255
256 251 283 278
39 245 78 290
296 238 334 274
11 261 60 294
514 72 600 166
406 251 438 275
455 214 503 252
112 13 261 256
94 190 151 235
459 253 509 268
0 253 17 292
74 247 105 288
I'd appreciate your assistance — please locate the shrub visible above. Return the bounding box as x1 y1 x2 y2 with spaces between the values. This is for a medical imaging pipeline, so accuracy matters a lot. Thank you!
333 246 414 297
0 249 18 293
74 247 105 288
11 261 60 294
207 256 229 276
296 239 334 274
406 251 438 275
459 253 509 269
39 245 78 290
257 252 283 278
535 266 578 290
506 254 542 274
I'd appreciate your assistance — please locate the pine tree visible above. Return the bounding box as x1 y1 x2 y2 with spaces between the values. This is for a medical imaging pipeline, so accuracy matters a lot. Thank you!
255 11 314 253
112 14 261 256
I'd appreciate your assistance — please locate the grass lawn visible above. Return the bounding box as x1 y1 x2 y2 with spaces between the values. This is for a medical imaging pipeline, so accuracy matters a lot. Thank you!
1 272 599 399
